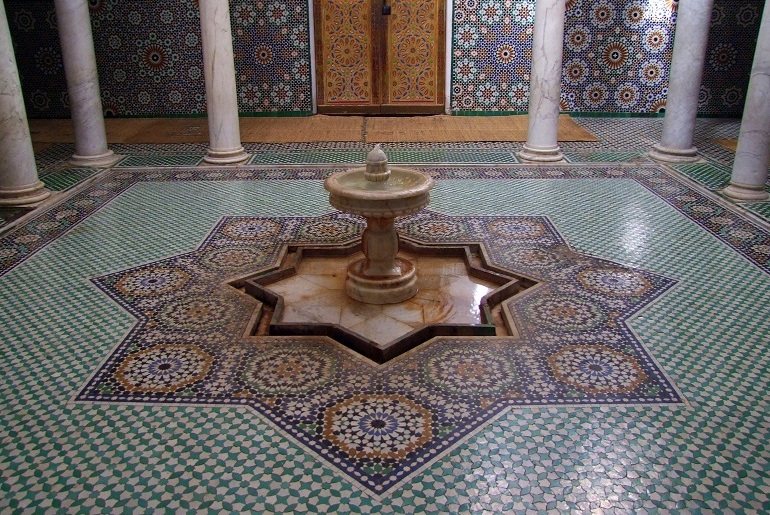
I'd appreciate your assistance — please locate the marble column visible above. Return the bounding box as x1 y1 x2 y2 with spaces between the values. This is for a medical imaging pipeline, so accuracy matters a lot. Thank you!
649 0 714 163
518 0 566 163
723 2 770 201
0 0 51 207
199 0 249 165
54 0 121 168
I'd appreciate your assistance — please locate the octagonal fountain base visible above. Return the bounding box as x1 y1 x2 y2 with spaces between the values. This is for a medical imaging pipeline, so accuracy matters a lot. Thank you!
234 238 536 364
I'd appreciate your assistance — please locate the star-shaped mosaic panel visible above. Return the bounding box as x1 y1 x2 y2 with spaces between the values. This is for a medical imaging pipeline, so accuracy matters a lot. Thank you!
78 210 681 494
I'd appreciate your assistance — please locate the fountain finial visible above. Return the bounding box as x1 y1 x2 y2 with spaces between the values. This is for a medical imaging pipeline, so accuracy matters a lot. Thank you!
364 144 391 182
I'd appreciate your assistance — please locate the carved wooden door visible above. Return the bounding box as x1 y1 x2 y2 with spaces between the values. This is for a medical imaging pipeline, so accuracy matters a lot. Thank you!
314 0 445 115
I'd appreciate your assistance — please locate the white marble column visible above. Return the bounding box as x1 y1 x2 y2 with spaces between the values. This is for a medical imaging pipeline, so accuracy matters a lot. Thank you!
54 0 121 168
199 0 249 165
0 1 51 207
518 0 566 162
723 2 770 201
649 0 714 163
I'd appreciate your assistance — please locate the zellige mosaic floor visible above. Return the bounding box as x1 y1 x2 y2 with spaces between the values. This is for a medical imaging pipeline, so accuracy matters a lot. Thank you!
2 158 770 511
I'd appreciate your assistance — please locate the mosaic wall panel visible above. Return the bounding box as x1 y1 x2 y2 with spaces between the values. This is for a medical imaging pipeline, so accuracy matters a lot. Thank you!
450 0 536 112
7 1 68 117
449 0 762 115
6 0 312 117
5 0 763 117
558 0 677 113
699 0 764 116
230 0 313 113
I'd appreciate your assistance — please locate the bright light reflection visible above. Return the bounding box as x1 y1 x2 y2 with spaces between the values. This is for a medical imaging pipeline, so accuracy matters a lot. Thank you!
643 0 677 22
621 218 651 262
470 283 492 321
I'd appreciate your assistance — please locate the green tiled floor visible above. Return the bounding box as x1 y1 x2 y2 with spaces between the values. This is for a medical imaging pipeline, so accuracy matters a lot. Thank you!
40 167 101 191
563 150 649 163
671 161 733 190
249 148 519 165
1 161 770 511
742 201 770 222
116 154 203 167
3 118 768 511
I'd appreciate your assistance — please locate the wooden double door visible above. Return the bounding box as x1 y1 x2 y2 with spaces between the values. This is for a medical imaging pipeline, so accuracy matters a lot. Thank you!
314 0 445 115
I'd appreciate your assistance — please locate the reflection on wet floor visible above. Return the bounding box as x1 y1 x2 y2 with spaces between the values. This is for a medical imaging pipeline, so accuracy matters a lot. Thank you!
268 252 498 344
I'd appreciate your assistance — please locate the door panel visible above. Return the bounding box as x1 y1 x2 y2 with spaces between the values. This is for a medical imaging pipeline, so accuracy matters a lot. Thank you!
383 0 443 111
315 0 444 115
316 0 378 110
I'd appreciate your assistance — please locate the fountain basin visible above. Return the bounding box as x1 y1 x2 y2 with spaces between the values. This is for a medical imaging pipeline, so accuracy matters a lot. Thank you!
325 166 433 218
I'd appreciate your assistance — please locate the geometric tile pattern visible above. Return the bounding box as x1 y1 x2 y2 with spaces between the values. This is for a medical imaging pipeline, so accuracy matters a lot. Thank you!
450 0 537 112
110 142 209 154
567 115 663 149
39 167 101 191
249 148 520 165
5 0 313 117
2 163 770 511
115 154 202 167
35 143 76 174
558 0 677 114
564 150 649 163
7 162 770 273
230 0 312 113
6 0 762 117
449 0 763 115
671 161 733 190
78 209 679 494
690 118 742 166
741 201 770 225
249 149 368 165
700 0 765 116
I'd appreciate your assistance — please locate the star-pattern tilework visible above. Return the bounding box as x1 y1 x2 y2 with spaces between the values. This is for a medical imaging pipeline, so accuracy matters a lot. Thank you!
2 154 770 509
449 0 762 115
78 207 679 493
5 0 763 117
6 0 313 117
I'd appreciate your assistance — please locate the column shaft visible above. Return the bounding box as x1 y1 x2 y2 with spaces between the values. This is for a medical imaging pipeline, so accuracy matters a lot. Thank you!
0 0 50 206
519 0 566 162
649 0 714 162
199 0 248 165
54 0 120 167
723 2 770 201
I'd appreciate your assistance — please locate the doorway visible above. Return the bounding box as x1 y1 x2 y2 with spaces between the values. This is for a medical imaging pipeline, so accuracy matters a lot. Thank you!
313 0 445 115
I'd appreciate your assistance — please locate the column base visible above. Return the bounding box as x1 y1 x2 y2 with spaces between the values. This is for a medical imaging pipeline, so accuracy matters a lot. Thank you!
202 146 250 165
0 181 52 207
648 144 699 163
722 182 770 202
69 150 123 168
517 144 564 163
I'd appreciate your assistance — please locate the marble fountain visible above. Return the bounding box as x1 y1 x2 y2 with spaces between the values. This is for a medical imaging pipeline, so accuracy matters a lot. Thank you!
235 146 533 363
323 145 434 304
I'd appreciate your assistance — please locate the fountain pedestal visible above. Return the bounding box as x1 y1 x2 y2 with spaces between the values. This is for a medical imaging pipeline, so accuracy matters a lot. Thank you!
324 146 433 304
347 217 417 304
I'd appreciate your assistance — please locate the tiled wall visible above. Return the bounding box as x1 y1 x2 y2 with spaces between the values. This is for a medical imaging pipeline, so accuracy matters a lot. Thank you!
6 0 763 118
450 0 763 115
699 0 765 115
7 0 313 117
